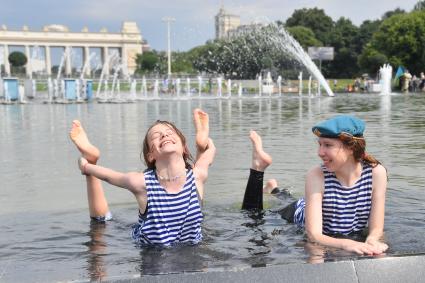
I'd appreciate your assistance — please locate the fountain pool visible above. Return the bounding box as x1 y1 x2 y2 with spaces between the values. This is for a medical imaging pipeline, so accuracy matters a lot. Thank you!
0 93 424 282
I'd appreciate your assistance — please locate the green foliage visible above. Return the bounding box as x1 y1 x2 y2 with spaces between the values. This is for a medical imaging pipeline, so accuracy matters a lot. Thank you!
8 51 27 67
324 17 360 77
382 8 406 20
285 8 334 44
286 26 322 49
136 51 159 74
358 45 388 74
369 11 425 75
354 20 382 53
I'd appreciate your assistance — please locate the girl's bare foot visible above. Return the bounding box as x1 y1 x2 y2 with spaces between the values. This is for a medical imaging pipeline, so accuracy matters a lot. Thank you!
264 179 278 193
69 120 100 164
193 108 209 151
250 130 272 172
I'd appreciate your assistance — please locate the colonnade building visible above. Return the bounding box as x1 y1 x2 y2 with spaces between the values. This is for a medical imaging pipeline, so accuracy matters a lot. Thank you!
0 21 149 77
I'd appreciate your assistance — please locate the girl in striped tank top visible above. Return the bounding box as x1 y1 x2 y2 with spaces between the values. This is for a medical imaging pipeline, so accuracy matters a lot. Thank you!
242 115 388 255
70 109 216 246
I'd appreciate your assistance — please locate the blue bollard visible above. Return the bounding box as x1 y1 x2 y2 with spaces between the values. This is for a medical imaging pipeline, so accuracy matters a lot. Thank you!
3 78 19 100
85 80 93 100
64 79 76 100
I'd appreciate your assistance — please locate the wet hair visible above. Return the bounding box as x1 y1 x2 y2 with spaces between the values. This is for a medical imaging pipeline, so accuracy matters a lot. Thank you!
338 134 381 167
141 120 194 170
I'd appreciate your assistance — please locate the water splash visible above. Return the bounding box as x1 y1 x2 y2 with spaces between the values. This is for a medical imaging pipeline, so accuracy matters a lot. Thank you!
269 25 333 96
379 64 392 95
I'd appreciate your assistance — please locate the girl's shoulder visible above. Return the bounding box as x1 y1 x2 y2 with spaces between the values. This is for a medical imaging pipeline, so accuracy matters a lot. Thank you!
305 165 325 194
371 163 387 178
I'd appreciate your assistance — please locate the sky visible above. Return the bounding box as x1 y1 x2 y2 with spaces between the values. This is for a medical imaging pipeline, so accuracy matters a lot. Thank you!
0 0 421 52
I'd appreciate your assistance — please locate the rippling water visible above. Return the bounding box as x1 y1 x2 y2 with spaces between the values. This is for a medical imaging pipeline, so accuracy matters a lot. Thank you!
1 93 424 282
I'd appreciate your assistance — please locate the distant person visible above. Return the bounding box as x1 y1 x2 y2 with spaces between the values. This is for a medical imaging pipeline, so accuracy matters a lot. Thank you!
69 109 216 246
354 78 361 92
241 115 388 255
419 72 425 91
402 70 412 92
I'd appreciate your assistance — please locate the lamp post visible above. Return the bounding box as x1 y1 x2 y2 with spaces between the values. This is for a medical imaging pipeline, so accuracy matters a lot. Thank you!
162 17 175 77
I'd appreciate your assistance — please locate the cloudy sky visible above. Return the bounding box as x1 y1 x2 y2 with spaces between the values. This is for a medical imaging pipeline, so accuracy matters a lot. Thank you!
0 0 420 51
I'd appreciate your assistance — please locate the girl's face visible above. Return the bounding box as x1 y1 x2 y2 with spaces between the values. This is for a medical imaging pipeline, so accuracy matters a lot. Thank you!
147 124 183 162
317 137 353 172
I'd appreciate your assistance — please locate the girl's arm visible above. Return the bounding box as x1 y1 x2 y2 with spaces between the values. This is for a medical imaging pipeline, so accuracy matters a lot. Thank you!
365 164 388 252
304 166 384 255
79 157 146 194
193 138 216 200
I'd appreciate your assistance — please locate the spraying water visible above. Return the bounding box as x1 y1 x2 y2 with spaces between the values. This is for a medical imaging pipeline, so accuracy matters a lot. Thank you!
241 24 334 97
379 64 392 95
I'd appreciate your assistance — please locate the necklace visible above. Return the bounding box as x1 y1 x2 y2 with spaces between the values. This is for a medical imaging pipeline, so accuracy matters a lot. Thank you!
156 170 186 182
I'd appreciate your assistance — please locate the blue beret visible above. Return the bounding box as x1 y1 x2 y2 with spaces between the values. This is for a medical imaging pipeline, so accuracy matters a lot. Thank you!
312 115 365 138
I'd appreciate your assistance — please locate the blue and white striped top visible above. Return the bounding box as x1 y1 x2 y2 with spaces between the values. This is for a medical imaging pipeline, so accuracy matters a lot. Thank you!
294 163 373 235
321 164 373 235
131 168 203 246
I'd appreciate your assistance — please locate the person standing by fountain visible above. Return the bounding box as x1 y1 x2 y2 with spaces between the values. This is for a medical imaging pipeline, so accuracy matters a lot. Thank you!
401 70 412 92
242 115 388 255
69 109 215 246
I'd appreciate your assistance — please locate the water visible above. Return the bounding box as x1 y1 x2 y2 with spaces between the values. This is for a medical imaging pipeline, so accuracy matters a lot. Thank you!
1 93 425 282
250 24 334 97
380 64 393 95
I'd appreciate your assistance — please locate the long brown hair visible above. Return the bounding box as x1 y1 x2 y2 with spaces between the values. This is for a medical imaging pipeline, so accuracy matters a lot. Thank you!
141 120 194 169
339 133 381 167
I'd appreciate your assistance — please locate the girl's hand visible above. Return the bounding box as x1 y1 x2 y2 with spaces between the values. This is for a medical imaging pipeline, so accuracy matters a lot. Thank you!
78 157 89 175
366 238 388 254
342 239 385 255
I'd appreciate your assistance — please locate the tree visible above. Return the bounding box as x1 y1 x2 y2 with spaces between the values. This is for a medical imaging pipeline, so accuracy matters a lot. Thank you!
8 51 27 75
8 51 27 67
136 51 159 74
357 45 388 74
354 20 382 53
324 17 360 77
369 11 425 75
382 8 406 20
285 8 334 45
286 26 322 49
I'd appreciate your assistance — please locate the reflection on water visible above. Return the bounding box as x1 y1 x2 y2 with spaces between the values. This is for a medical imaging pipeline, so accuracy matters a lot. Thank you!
1 93 425 282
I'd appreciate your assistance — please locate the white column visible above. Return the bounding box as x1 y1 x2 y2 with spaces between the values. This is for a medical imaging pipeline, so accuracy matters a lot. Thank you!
102 46 109 76
45 46 52 76
65 46 72 76
4 45 10 76
25 45 32 78
84 46 91 77
121 46 129 78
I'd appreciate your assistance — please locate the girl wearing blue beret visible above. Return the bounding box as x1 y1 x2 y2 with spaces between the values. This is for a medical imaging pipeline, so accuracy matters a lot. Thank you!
242 115 388 255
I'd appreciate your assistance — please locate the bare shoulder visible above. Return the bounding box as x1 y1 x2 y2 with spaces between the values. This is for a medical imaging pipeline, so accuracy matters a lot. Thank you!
306 165 324 180
371 163 387 177
371 164 387 193
305 165 325 194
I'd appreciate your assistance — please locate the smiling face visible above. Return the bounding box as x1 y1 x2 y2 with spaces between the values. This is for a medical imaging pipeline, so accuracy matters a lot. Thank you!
317 137 353 172
141 121 193 169
148 124 183 157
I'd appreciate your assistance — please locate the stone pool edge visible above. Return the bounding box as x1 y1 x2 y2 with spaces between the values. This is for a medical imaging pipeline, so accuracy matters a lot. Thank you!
99 254 425 283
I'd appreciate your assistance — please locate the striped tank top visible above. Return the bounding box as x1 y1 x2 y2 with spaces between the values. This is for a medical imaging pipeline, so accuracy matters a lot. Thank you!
131 168 203 246
294 163 373 235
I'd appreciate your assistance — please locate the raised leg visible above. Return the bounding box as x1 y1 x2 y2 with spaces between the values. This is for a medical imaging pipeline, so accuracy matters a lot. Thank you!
242 131 272 210
193 108 209 156
70 120 109 218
